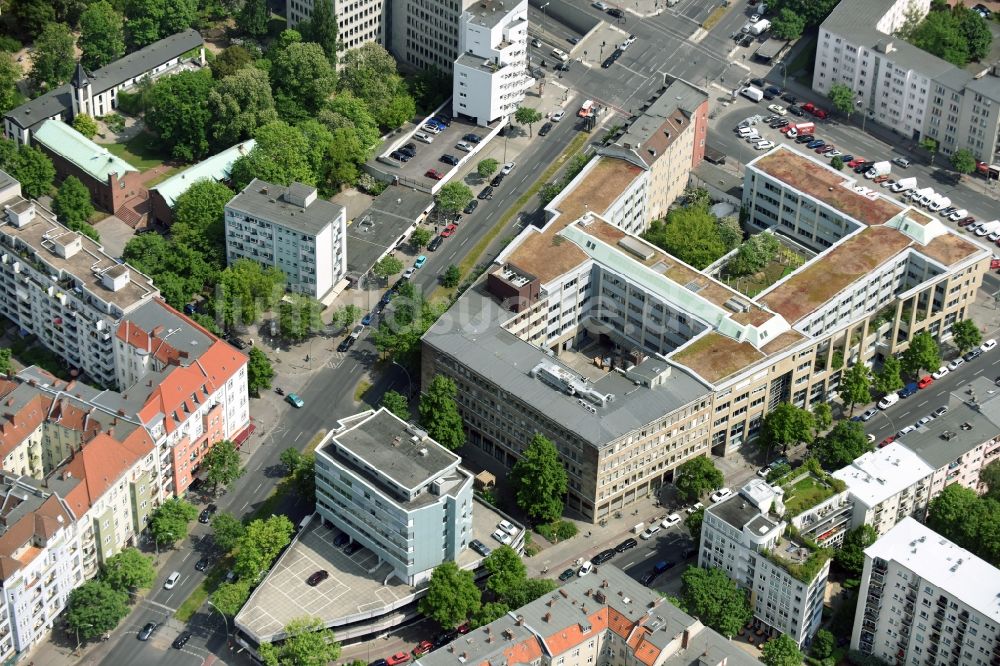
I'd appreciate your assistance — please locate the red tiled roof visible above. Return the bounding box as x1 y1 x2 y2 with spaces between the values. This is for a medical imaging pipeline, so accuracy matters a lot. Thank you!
116 319 186 366
62 428 153 517
0 394 51 461
0 493 73 580
544 608 607 655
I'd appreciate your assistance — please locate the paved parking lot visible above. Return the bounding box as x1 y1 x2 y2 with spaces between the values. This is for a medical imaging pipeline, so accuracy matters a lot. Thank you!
377 117 494 184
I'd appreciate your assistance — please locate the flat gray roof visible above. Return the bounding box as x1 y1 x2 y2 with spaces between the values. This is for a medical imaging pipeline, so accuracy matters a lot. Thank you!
463 0 522 29
707 493 772 533
227 179 344 236
346 186 432 278
617 79 706 150
422 283 709 448
326 408 460 492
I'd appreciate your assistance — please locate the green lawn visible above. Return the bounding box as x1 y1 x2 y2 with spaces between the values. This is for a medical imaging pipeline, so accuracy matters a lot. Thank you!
104 133 170 171
142 165 182 188
782 475 835 515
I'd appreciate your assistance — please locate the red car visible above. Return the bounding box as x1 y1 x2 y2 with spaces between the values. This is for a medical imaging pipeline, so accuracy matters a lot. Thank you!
958 216 976 227
917 375 933 389
425 169 444 180
812 108 828 119
457 623 470 634
879 436 895 448
412 641 434 657
440 223 457 238
387 652 410 666
847 157 866 168
802 102 815 113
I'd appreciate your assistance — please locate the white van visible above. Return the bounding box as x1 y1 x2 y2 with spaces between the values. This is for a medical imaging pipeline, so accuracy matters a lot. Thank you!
164 571 181 590
877 393 900 410
551 48 569 63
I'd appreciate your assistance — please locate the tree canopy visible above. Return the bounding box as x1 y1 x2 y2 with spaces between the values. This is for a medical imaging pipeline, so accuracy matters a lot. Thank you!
208 67 278 148
171 179 232 269
149 497 198 547
872 356 904 396
299 0 339 65
380 390 410 420
231 121 316 190
510 433 567 523
203 440 244 492
436 182 474 215
124 0 197 50
66 581 130 640
144 69 216 161
79 1 125 70
810 421 872 471
827 82 856 116
761 634 803 666
338 43 414 128
951 319 982 354
674 456 724 503
926 484 1000 566
29 22 75 91
680 567 752 638
908 5 992 67
901 332 940 377
762 402 815 453
418 375 466 451
271 40 338 119
770 8 806 40
212 512 246 553
101 547 155 591
53 176 96 234
951 148 977 177
419 561 481 628
834 524 877 576
840 363 872 414
514 106 543 135
260 616 341 666
278 293 324 341
642 202 732 270
233 514 295 581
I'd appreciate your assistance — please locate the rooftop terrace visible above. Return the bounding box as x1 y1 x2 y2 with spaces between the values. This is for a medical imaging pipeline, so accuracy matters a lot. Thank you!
669 333 765 384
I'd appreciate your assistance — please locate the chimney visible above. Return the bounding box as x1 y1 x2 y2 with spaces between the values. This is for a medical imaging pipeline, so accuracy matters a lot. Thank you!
682 629 691 650
515 615 524 626
543 612 551 622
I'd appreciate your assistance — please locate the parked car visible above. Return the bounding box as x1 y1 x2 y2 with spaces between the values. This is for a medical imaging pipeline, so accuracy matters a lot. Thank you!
501 162 515 175
982 339 997 352
892 157 911 168
413 641 434 658
440 223 458 238
947 357 965 371
307 570 330 586
615 538 638 553
577 560 594 576
686 502 704 514
592 549 616 565
860 407 879 421
932 366 951 379
470 539 491 557
917 375 933 389
455 141 473 152
387 652 410 666
195 556 212 572
551 110 565 122
932 406 949 418
491 174 504 187
640 524 661 539
538 122 553 136
172 632 191 649
478 186 494 200
660 513 682 528
463 133 482 144
198 504 217 524
491 528 512 545
558 568 576 581
898 382 918 398
427 235 444 251
439 154 459 166
964 348 983 362
138 622 158 641
710 488 733 503
425 169 444 180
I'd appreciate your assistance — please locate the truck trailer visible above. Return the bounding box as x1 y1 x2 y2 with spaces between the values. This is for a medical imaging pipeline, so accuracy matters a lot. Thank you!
749 19 771 35
741 86 764 102
864 161 891 179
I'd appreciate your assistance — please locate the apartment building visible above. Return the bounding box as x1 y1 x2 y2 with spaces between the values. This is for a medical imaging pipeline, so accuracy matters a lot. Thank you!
225 179 347 300
814 0 1000 162
604 79 709 221
415 564 759 666
4 30 204 146
286 0 386 52
0 476 80 661
149 139 255 226
452 0 533 126
0 171 159 388
851 517 1000 665
314 408 474 585
699 479 833 647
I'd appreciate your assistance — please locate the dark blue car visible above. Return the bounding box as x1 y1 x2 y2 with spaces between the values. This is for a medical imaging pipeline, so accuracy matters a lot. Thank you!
899 382 919 398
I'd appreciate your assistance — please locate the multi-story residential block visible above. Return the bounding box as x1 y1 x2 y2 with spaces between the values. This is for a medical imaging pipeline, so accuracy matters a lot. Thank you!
31 120 143 214
851 517 1000 663
0 476 80 661
225 179 348 300
3 31 204 146
699 479 833 647
286 0 386 52
416 564 759 666
149 139 255 226
0 170 159 388
422 141 987 522
813 0 1000 162
452 0 533 126
603 79 709 221
314 408 475 585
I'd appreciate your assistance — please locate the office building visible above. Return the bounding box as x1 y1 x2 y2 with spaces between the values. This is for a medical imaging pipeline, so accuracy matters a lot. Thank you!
4 30 204 145
699 479 833 647
225 179 348 300
851 517 1000 664
416 564 759 666
149 139 255 225
315 408 474 585
453 0 533 126
813 0 1000 162
287 0 386 53
0 171 159 388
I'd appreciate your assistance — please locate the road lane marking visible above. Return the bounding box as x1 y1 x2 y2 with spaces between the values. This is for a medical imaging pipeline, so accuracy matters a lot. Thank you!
255 482 263 493
294 432 303 442
241 501 250 510
974 368 984 375
917 400 928 407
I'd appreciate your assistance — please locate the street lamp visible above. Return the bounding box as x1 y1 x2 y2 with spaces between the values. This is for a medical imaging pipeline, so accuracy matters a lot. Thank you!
855 96 868 134
540 2 550 25
208 600 231 648
777 61 788 90
154 530 174 562
392 360 413 398
74 622 92 654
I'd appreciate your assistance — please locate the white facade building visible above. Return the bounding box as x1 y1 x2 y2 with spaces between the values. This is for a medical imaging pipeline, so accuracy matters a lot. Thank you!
225 180 347 300
851 517 1000 664
834 445 934 537
453 0 533 126
285 0 385 52
699 479 831 647
314 409 475 586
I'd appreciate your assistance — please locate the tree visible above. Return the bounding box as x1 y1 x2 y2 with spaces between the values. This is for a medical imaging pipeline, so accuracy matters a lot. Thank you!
950 148 977 179
0 54 22 117
834 524 877 576
418 375 466 451
419 562 481 628
230 121 316 190
271 41 337 118
66 581 129 640
171 179 233 269
234 515 295 581
149 497 198 548
208 67 278 148
211 579 252 616
926 484 982 546
11 145 55 199
812 402 832 434
145 69 215 161
259 617 341 666
53 176 95 230
321 92 381 150
79 1 125 70
72 113 99 139
203 440 244 492
373 255 404 281
761 634 803 666
901 332 940 377
514 106 543 136
279 448 316 501
477 158 499 179
510 433 567 523
872 356 904 395
246 347 275 397
957 6 992 61
324 125 368 188
642 205 728 270
810 421 872 471
685 507 704 544
484 545 527 603
680 567 752 638
981 460 1000 500
236 0 268 38
330 304 363 330
12 0 55 40
300 0 339 65
762 402 815 453
830 156 844 171
101 547 155 591
810 629 835 660
124 0 197 49
29 22 76 91
726 232 780 277
0 348 11 376
381 390 410 420
770 7 806 40
472 602 511 629
951 319 982 354
920 137 939 165
442 265 461 288
411 227 432 250
827 82 856 117
339 43 410 127
840 364 872 415
278 293 324 341
674 456 724 503
211 46 254 80
910 10 971 67
436 182 474 216
211 512 246 553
